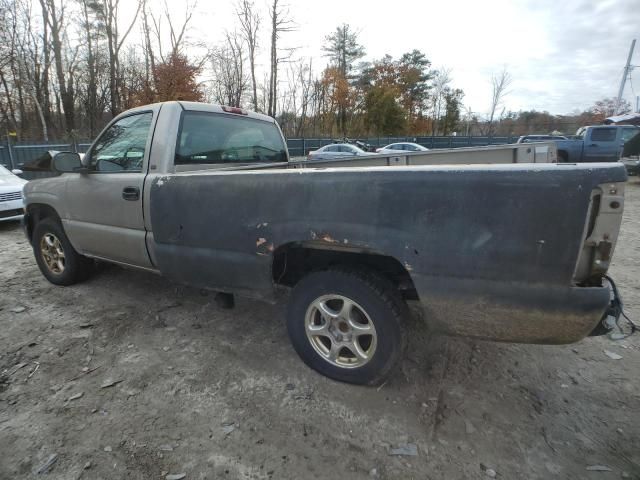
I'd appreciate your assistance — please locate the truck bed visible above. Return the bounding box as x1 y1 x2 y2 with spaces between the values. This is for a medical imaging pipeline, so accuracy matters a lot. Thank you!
148 162 627 343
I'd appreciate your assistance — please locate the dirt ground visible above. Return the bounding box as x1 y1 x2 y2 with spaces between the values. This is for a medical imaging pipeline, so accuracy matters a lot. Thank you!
1 182 639 480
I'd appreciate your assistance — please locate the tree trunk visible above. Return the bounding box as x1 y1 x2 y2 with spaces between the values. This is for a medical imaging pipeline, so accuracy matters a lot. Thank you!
44 0 75 133
268 1 277 118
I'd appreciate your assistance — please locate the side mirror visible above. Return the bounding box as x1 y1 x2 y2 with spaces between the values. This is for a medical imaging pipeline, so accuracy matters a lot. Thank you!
11 168 23 175
52 152 86 173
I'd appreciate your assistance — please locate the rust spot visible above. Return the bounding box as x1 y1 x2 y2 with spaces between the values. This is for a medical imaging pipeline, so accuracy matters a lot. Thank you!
256 237 274 256
309 230 338 243
319 233 338 243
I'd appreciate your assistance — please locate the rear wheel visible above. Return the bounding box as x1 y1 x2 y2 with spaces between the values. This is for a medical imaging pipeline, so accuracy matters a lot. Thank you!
287 268 407 385
32 218 93 285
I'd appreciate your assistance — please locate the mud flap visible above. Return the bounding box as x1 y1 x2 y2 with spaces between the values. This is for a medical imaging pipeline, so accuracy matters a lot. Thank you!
589 276 623 336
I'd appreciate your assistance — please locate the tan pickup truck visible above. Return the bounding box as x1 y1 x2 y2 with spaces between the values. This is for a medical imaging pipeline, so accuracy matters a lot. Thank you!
22 101 627 385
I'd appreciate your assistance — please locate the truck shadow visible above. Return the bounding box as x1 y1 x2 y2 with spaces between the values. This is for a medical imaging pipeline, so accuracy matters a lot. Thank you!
0 219 22 233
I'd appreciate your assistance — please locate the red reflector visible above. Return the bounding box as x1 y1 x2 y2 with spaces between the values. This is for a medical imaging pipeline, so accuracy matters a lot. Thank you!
222 106 248 115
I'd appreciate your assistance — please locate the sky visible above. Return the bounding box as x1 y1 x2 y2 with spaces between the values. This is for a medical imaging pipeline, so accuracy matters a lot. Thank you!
153 0 639 117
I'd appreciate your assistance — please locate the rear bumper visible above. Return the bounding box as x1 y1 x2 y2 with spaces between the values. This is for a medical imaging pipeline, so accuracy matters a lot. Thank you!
415 275 612 344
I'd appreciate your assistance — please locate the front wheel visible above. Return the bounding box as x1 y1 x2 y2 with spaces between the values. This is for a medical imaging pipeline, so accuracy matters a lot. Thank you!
32 218 93 286
287 268 407 385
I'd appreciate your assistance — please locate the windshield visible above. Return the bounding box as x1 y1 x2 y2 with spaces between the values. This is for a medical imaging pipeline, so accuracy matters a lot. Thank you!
175 112 288 165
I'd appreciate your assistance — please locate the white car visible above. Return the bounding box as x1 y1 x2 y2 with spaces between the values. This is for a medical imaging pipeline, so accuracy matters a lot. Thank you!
0 165 27 222
307 143 373 161
376 142 429 154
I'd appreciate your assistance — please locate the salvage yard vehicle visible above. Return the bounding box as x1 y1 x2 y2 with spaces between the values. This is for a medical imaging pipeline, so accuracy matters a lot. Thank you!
22 101 627 385
0 164 27 222
307 143 373 161
376 142 429 153
554 125 639 162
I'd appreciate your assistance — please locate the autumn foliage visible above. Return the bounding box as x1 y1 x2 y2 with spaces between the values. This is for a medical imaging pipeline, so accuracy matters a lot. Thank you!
139 53 204 105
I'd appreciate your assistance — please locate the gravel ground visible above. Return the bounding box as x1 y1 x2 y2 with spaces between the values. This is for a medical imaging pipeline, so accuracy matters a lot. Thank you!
1 180 639 480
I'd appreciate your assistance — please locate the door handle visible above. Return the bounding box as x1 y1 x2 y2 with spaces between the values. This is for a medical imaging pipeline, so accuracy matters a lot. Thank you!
589 144 598 147
122 186 140 201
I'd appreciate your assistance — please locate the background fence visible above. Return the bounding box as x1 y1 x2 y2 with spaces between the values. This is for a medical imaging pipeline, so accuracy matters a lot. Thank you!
286 136 519 157
0 140 92 171
0 136 521 172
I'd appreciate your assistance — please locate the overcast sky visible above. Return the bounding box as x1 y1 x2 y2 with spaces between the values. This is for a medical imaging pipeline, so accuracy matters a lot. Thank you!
159 0 639 116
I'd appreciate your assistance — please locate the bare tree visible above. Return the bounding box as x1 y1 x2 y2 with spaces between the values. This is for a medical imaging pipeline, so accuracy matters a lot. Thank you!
150 0 197 63
430 68 452 135
282 58 313 136
208 31 248 107
39 0 78 133
486 68 512 137
236 0 259 111
95 0 142 116
267 0 295 118
140 0 156 95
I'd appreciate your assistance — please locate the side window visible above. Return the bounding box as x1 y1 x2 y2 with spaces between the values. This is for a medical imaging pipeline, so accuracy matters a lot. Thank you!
324 146 337 152
590 128 617 142
89 113 153 172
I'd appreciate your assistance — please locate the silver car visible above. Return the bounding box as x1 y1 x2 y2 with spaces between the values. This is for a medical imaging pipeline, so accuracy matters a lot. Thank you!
307 143 372 161
0 165 27 222
376 142 428 154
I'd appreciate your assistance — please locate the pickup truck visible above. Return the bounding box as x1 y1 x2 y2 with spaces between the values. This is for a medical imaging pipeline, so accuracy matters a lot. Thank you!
22 101 627 385
555 125 639 162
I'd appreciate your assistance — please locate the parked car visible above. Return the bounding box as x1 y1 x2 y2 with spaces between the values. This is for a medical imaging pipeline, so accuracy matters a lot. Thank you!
376 142 429 153
554 125 639 162
0 164 27 222
516 135 567 143
307 143 373 161
23 101 627 385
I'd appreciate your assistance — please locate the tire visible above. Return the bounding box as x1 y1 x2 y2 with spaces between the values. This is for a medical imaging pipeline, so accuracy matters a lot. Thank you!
32 217 93 286
287 268 407 385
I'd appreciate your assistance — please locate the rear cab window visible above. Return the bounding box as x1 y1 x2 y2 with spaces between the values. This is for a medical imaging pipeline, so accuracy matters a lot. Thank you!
175 111 288 166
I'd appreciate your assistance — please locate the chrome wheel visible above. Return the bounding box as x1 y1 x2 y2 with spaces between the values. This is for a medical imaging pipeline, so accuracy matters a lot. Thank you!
305 294 377 368
40 233 65 274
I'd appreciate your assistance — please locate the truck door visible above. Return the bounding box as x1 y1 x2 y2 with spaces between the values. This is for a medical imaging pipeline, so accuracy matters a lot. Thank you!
62 110 156 268
583 127 619 162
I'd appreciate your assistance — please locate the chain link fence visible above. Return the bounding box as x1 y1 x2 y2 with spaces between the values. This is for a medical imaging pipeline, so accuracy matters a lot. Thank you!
1 136 520 174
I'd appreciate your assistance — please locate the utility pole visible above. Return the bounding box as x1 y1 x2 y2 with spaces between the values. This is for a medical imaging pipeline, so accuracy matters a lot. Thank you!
615 39 636 115
636 95 639 113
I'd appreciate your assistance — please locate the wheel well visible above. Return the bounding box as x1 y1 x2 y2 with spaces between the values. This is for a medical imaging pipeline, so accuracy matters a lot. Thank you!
272 243 419 300
25 204 60 243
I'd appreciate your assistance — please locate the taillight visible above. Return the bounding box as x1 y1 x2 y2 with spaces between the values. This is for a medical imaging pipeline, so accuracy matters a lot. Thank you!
222 106 248 115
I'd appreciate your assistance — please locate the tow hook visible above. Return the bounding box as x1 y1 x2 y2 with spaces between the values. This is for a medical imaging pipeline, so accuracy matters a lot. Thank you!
590 276 623 336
